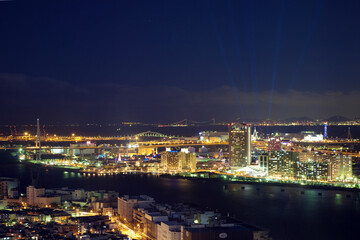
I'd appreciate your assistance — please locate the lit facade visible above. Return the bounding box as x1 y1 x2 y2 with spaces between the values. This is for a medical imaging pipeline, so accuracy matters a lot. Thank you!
327 154 352 180
161 152 180 171
179 152 196 171
299 153 353 181
299 151 321 162
228 123 251 168
161 151 196 171
268 137 281 151
295 160 329 180
258 152 269 175
268 151 299 178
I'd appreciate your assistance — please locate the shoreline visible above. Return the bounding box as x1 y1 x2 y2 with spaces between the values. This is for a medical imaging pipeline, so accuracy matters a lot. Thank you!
16 160 360 193
161 173 360 193
20 160 81 171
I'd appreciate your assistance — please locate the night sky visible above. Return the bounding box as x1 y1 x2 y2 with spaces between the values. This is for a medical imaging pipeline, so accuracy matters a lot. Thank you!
1 0 360 124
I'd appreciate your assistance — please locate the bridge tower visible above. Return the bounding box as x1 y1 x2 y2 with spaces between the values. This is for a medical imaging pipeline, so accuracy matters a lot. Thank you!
212 118 216 125
36 118 41 160
347 127 352 140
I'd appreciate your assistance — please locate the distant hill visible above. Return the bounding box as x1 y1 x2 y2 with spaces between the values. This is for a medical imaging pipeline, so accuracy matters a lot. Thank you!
234 115 354 123
282 117 315 122
323 115 351 122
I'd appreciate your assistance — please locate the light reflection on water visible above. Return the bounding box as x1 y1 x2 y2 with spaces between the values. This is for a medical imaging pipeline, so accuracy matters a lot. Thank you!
1 161 360 240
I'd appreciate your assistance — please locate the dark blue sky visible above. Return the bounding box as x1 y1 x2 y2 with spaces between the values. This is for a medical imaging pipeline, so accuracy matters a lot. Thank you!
1 0 360 123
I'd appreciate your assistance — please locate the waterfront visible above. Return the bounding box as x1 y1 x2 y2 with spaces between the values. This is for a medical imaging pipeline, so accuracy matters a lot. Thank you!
2 124 360 138
1 152 359 240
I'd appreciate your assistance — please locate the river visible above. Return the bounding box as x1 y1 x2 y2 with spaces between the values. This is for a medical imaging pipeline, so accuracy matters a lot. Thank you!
0 151 359 240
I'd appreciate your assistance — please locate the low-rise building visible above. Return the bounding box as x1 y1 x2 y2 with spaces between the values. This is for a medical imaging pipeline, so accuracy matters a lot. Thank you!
144 212 169 240
0 178 19 200
181 223 269 240
117 195 154 222
157 221 182 240
26 185 45 206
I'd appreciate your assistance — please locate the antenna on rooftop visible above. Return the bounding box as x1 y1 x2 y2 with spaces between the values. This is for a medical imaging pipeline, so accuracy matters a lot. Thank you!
36 118 41 160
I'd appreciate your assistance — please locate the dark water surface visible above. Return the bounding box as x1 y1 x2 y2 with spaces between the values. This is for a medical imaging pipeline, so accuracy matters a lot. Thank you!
1 152 359 240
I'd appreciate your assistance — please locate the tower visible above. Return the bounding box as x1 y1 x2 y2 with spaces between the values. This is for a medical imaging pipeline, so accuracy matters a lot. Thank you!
252 127 259 140
324 122 328 139
228 123 251 168
36 118 41 160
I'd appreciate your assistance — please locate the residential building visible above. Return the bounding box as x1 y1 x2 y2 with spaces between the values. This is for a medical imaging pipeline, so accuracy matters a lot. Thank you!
181 223 269 240
144 212 169 240
161 151 196 171
0 178 19 199
258 152 269 175
157 221 182 240
327 154 352 180
268 151 299 178
26 185 45 206
295 160 329 180
161 152 180 171
117 195 154 222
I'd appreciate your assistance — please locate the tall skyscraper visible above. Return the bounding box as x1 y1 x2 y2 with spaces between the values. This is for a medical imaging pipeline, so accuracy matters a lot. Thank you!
228 123 251 168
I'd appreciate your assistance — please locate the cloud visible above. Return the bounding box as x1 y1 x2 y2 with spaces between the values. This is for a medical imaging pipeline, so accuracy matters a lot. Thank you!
0 73 84 95
0 73 359 123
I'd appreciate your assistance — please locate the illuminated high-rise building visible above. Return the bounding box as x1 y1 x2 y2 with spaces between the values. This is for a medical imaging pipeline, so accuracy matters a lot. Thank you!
268 151 299 178
228 123 251 168
179 151 197 171
258 152 269 175
297 152 352 181
299 151 324 162
161 151 196 171
295 160 329 180
161 151 180 171
327 154 352 180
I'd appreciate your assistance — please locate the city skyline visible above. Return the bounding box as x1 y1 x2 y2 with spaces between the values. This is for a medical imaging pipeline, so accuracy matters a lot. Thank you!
1 1 360 238
1 1 360 123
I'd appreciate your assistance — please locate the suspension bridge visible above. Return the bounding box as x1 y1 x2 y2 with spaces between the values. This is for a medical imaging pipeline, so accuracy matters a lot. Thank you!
158 118 228 127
